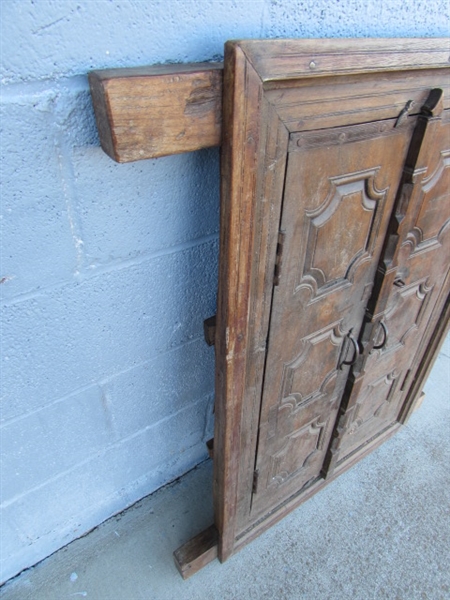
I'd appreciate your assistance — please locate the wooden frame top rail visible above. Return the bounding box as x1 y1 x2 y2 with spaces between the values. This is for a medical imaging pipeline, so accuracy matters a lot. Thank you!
88 38 450 163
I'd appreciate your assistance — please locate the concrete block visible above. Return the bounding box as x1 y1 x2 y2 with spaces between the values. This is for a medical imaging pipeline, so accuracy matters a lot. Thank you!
1 384 111 504
71 146 219 267
0 516 24 563
203 393 215 443
0 98 77 299
101 338 215 440
0 396 210 582
1 0 266 84
2 238 218 422
266 0 450 37
0 442 209 584
54 78 99 147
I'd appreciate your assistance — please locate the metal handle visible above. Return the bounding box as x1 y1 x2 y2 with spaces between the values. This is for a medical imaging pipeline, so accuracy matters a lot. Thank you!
373 320 388 350
339 334 359 369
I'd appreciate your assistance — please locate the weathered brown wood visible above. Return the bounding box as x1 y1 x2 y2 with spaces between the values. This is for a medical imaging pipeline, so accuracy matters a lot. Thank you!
324 97 450 473
273 70 450 134
233 421 402 556
413 392 426 412
89 39 450 162
251 115 415 519
239 38 450 82
214 41 291 561
203 315 217 346
400 286 450 423
173 525 218 579
213 38 450 569
89 63 223 162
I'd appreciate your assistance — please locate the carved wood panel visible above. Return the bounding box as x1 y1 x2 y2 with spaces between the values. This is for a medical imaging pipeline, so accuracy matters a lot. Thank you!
250 119 415 519
212 39 450 566
411 148 450 250
327 108 450 470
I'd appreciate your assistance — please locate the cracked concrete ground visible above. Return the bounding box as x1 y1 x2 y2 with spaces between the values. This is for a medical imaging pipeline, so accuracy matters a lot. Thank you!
2 335 449 600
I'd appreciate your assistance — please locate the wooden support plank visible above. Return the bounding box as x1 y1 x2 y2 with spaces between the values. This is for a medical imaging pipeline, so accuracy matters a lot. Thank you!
173 525 219 579
413 392 426 412
203 315 217 346
206 438 214 459
89 63 223 162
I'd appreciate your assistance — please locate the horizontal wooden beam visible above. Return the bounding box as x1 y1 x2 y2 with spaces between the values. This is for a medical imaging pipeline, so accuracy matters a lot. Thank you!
89 39 450 163
89 63 223 162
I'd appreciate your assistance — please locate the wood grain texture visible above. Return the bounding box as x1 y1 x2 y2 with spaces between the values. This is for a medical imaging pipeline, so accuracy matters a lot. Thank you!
89 63 222 162
214 43 267 562
213 40 292 561
239 38 450 82
323 99 450 474
173 525 218 579
233 421 401 555
267 69 450 134
399 280 450 423
89 40 450 162
250 115 415 519
212 38 450 568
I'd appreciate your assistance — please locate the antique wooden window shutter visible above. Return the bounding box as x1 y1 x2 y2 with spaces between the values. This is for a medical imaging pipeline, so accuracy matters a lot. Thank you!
89 38 450 579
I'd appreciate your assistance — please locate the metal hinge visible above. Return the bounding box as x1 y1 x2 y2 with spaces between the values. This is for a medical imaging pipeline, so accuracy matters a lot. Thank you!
394 99 415 128
274 231 286 286
252 469 259 494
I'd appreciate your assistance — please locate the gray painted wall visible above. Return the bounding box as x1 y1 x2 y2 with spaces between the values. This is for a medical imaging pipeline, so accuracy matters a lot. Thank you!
1 0 448 584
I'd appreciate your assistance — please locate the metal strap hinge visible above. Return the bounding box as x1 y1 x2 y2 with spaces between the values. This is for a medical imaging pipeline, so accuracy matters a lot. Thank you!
252 470 259 494
274 231 286 286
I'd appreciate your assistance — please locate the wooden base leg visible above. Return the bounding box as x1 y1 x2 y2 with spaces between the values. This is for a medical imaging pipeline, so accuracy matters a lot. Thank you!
173 525 219 579
413 392 426 412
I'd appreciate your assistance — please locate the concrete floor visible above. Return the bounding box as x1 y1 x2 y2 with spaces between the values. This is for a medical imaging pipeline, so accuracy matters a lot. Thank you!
2 336 449 600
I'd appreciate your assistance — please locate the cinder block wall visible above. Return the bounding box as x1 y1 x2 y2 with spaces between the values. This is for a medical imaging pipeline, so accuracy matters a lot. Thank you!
1 0 448 584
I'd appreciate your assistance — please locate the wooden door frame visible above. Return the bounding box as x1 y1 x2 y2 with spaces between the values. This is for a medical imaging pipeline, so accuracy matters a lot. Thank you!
216 38 450 563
